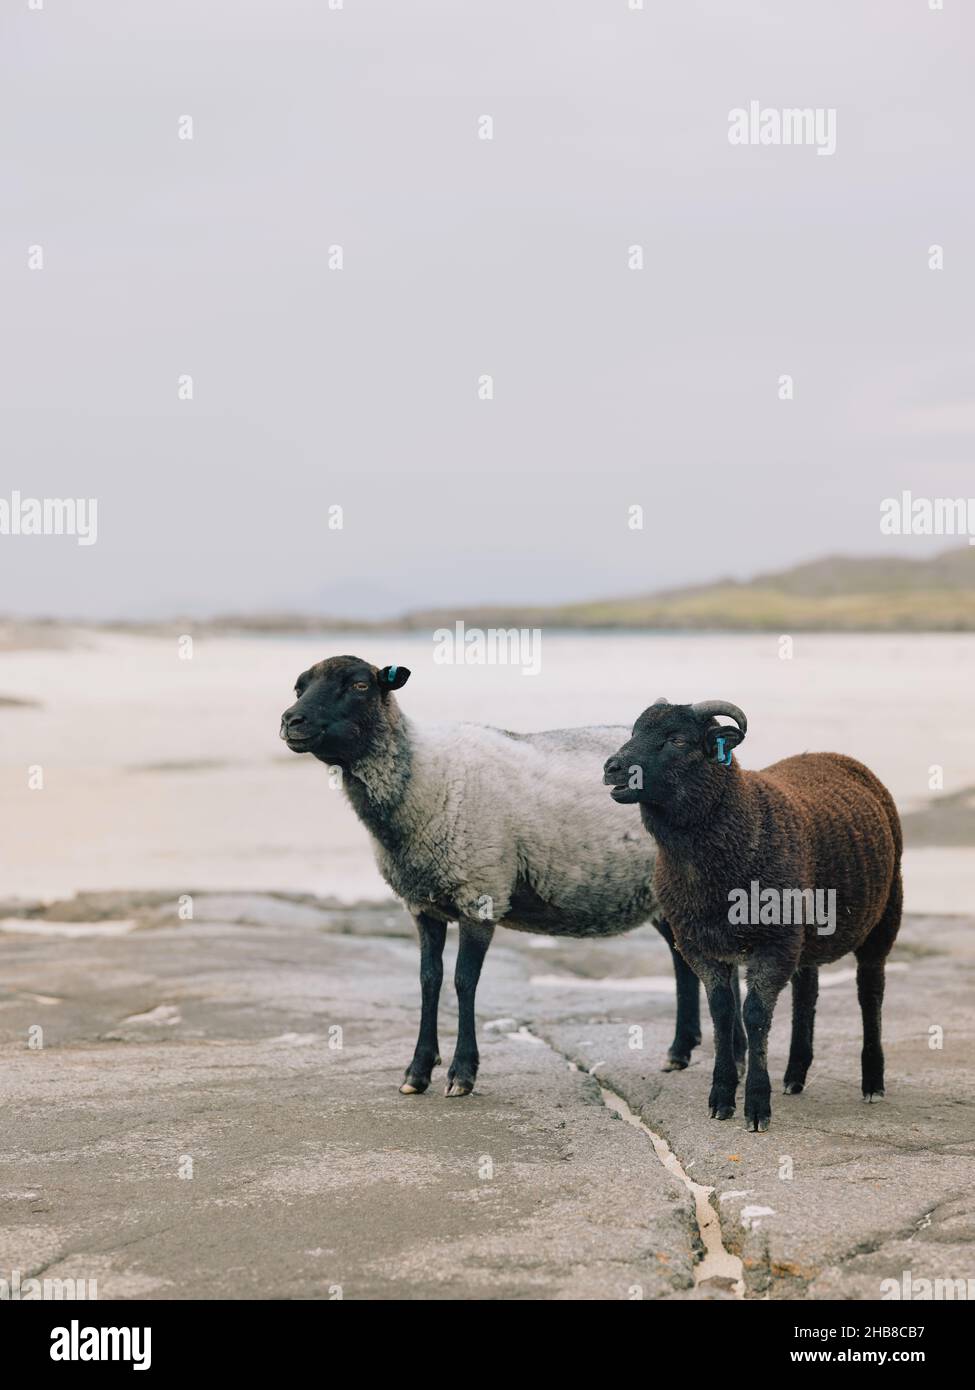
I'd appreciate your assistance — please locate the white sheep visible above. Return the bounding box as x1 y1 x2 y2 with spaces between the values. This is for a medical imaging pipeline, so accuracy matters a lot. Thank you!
280 655 703 1094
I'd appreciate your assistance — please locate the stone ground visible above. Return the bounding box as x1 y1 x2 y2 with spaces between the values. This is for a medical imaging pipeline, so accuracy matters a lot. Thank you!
0 892 972 1301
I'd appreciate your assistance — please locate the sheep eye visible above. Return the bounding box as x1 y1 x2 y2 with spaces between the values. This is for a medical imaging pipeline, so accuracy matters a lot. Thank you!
353 681 369 691
668 736 687 747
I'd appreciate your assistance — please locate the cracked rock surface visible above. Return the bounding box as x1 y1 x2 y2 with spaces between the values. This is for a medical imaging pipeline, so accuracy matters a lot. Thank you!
1 895 970 1300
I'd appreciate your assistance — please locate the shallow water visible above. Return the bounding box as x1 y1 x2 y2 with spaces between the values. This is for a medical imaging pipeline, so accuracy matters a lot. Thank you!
1 629 973 911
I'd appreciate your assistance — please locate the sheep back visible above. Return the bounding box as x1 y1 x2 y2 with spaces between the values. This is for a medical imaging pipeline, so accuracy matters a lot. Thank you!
654 751 901 967
356 719 658 935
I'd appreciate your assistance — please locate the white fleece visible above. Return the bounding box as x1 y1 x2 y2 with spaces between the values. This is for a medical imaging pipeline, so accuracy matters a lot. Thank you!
350 716 658 935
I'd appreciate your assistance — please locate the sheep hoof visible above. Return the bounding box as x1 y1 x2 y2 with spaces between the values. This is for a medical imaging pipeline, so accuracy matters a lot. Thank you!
863 1089 885 1103
746 1115 771 1132
662 1054 690 1072
445 1081 473 1097
399 1079 428 1095
709 1104 735 1120
783 1081 804 1095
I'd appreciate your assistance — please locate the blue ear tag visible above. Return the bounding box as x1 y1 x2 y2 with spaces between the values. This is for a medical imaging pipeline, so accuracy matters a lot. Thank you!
715 736 732 767
387 666 397 683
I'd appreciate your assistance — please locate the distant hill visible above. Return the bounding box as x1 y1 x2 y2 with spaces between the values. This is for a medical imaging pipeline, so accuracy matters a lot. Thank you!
183 543 975 634
733 546 975 598
17 543 971 637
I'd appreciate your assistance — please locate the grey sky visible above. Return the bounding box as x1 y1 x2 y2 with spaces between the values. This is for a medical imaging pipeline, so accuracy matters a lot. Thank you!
1 0 971 619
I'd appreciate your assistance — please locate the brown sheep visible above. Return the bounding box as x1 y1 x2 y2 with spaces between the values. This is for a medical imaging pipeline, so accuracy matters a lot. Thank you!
603 699 902 1131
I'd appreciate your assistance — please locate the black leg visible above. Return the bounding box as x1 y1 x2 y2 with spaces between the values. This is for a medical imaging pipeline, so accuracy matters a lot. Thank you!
783 964 819 1094
400 913 447 1094
856 959 886 1101
446 920 494 1097
741 955 793 1132
655 918 701 1070
695 961 738 1120
742 987 773 1131
855 873 900 1103
731 966 746 1079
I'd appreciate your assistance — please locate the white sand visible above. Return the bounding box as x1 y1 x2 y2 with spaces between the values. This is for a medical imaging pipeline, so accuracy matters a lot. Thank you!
1 629 973 912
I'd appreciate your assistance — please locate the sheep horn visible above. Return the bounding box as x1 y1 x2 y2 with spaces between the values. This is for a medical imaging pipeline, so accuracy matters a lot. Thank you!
689 700 747 734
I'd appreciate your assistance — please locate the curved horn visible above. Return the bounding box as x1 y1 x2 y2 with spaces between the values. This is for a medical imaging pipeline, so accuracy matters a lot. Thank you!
689 700 747 734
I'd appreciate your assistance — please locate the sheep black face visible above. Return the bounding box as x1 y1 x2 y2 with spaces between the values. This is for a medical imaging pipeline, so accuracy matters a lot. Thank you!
603 698 747 822
279 655 410 765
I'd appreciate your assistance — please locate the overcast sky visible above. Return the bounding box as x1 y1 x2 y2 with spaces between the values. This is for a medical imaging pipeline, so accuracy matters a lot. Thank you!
1 0 972 619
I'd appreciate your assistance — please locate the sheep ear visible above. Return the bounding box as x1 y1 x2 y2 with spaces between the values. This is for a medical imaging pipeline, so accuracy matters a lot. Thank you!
378 665 410 692
704 724 744 765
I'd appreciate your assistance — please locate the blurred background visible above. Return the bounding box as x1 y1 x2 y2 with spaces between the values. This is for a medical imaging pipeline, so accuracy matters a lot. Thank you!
1 0 973 914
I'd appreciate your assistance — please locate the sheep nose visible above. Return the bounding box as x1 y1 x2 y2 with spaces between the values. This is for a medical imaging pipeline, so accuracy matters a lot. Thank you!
280 709 307 740
603 755 623 782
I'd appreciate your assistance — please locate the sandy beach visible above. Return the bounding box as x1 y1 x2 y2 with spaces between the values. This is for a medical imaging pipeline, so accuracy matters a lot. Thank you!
1 629 974 912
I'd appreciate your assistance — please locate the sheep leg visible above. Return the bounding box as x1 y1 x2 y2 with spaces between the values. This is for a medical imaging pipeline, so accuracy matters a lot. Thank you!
445 920 495 1097
783 964 819 1094
696 961 739 1120
731 966 747 1080
856 958 886 1102
655 918 701 1070
742 957 794 1131
856 871 900 1102
400 913 447 1095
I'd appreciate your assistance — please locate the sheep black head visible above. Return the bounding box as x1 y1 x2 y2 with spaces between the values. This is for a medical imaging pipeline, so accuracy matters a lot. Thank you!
602 699 747 824
280 655 411 765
